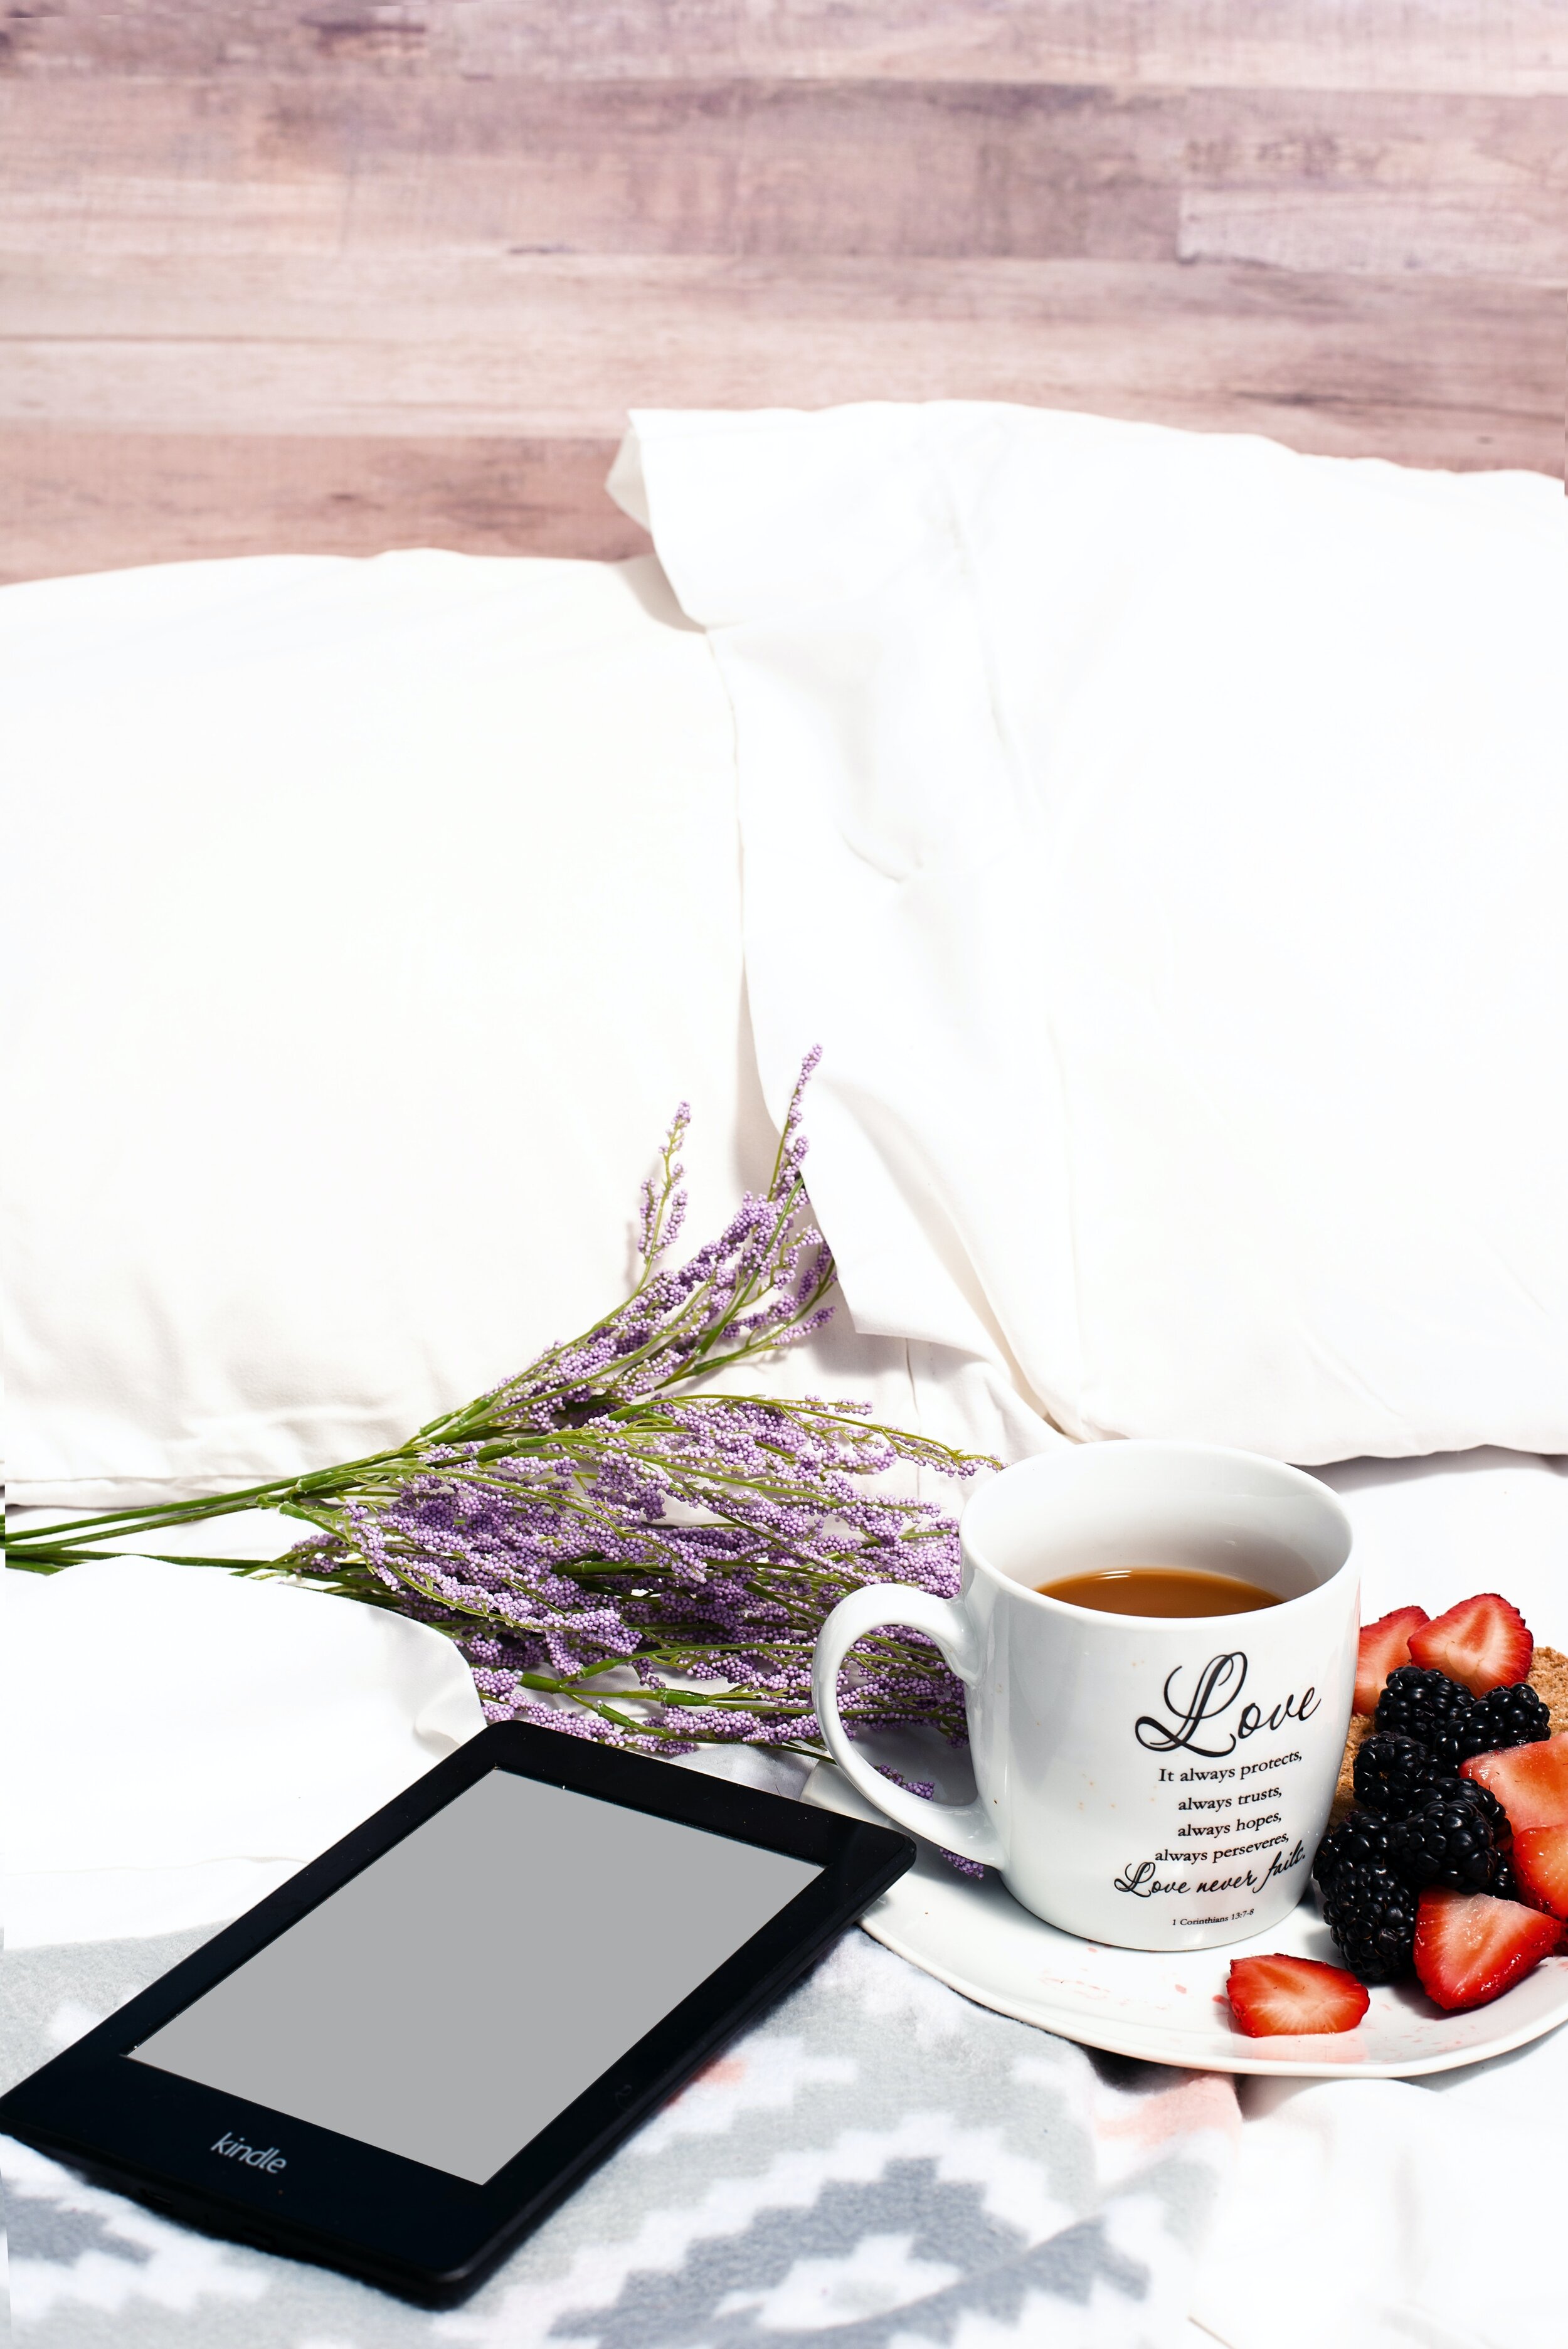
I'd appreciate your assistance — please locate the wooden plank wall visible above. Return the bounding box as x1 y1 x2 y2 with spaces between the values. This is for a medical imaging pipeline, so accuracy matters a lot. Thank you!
3 3 1565 583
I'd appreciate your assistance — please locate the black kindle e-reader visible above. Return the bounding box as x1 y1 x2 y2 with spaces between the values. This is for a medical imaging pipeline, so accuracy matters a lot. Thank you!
0 1721 914 2307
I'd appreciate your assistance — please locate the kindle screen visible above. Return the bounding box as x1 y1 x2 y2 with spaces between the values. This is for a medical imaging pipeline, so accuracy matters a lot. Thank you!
130 1768 820 2185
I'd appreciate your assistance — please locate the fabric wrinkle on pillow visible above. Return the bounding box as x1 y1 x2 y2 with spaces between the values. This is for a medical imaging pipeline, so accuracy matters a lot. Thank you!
614 403 1568 1463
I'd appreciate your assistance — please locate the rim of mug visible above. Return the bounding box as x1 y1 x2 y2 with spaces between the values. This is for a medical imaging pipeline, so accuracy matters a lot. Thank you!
959 1439 1356 1623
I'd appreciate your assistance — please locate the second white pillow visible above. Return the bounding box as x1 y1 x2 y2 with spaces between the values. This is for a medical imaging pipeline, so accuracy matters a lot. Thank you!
617 404 1568 1463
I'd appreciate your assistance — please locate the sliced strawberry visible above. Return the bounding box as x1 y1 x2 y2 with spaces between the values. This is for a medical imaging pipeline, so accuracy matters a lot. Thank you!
1226 1954 1370 2037
1511 1828 1568 1921
1461 1734 1568 1832
1406 1593 1532 1697
1412 1887 1562 2012
1354 1604 1430 1714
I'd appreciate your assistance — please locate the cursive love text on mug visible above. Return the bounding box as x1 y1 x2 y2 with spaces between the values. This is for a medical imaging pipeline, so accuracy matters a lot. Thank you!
1113 1648 1323 1923
1133 1651 1320 1759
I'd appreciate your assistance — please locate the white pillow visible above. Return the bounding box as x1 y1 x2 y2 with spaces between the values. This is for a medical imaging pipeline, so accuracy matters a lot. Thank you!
612 405 1568 1463
4 547 1051 1509
3 553 763 1506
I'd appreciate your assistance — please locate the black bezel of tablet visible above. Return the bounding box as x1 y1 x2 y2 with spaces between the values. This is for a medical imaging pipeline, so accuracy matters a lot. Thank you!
0 1721 913 2308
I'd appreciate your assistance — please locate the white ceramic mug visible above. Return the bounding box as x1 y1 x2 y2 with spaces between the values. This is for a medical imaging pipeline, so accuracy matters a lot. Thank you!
812 1441 1358 1951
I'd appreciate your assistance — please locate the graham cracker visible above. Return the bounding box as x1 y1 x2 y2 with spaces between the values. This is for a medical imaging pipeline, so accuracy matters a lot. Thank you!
1329 1645 1568 1828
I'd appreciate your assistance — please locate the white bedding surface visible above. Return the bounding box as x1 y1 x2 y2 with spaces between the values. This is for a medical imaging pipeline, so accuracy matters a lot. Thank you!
6 1442 1566 2349
5 506 1565 2345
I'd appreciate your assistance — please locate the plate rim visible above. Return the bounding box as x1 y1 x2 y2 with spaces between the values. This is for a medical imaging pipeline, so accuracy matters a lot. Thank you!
856 1902 1568 2079
805 1763 1568 2079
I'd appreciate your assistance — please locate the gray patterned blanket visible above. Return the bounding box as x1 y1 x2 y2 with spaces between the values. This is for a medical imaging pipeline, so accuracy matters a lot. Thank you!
1 1923 1236 2348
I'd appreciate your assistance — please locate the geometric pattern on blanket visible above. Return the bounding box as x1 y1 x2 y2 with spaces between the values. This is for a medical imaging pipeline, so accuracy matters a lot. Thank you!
1 1927 1238 2348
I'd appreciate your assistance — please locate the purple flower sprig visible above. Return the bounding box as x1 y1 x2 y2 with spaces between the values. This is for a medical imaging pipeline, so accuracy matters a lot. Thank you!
10 1055 995 1756
433 1048 839 1442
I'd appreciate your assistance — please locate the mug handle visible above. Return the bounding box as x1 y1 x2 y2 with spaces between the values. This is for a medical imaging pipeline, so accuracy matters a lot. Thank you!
811 1586 1005 1870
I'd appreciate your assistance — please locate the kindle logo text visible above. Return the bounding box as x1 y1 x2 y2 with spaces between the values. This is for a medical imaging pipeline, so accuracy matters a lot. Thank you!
211 2130 287 2173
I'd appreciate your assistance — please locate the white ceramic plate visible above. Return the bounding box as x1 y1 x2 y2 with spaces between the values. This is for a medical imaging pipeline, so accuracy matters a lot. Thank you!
805 1763 1568 2078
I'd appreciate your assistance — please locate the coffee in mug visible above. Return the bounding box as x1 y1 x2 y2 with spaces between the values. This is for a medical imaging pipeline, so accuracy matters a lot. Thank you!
810 1441 1357 1952
1036 1565 1281 1616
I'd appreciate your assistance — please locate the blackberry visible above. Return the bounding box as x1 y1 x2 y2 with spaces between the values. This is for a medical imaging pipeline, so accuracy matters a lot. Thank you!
1459 1680 1550 1759
1375 1665 1475 1768
1444 1774 1508 1820
1491 1855 1524 1903
1393 1781 1509 1892
1314 1808 1400 1895
1352 1731 1449 1819
1318 1859 1419 1984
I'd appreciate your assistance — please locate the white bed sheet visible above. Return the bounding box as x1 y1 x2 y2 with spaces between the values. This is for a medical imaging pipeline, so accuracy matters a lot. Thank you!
6 1441 1565 2349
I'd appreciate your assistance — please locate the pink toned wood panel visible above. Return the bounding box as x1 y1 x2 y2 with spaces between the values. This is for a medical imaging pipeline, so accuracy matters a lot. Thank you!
2 4 1564 582
8 3 1568 94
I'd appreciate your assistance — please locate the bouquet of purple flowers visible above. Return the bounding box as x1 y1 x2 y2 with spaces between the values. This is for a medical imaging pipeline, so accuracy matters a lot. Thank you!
11 1056 987 1755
